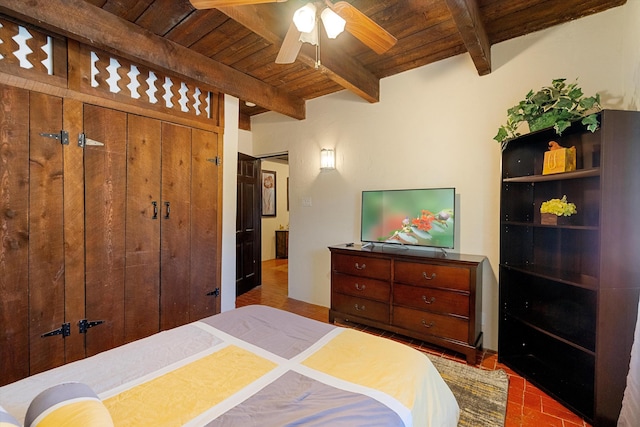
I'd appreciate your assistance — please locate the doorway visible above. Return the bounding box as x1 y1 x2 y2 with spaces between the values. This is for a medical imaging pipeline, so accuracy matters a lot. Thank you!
259 154 290 262
235 152 289 297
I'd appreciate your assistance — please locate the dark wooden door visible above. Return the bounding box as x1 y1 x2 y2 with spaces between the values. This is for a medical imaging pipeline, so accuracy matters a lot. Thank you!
160 122 192 330
0 88 66 380
28 92 66 376
159 124 221 326
236 153 261 296
125 114 161 343
190 129 220 320
83 104 127 357
0 85 31 385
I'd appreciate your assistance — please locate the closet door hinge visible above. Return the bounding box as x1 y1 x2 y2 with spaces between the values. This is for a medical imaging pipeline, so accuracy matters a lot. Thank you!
207 156 221 166
39 130 69 145
78 133 105 148
78 319 105 334
41 322 71 338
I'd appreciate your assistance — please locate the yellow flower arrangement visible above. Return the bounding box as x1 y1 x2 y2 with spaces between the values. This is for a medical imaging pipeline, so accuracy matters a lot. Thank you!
540 195 577 217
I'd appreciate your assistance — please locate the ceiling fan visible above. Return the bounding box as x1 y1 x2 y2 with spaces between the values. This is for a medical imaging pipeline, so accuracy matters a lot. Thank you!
189 0 397 66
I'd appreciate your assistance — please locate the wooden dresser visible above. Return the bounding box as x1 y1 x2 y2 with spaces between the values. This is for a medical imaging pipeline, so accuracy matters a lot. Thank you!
329 244 485 363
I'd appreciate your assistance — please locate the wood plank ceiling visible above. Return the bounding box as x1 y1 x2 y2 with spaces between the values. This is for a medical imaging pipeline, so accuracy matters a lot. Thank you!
0 0 627 128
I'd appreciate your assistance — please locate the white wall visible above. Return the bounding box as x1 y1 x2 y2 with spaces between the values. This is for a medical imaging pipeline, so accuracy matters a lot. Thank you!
238 129 253 155
247 1 640 351
221 96 239 312
261 160 290 260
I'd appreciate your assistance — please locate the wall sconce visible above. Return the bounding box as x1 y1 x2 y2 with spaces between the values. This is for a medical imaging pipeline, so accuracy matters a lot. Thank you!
320 148 335 170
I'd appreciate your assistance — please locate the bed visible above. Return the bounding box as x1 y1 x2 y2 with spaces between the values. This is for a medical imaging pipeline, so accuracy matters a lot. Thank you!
0 305 459 426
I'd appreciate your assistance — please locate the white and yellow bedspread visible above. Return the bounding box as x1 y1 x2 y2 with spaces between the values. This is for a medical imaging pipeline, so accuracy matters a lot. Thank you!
0 305 459 427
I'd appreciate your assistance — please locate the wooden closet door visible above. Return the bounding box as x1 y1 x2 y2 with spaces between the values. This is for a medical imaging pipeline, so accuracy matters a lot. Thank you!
160 122 192 330
83 104 127 356
0 85 30 385
28 92 65 375
125 115 161 343
190 129 220 320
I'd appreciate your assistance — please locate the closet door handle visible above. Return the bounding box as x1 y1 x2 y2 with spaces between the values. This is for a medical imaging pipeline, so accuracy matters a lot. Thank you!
152 201 158 219
164 202 170 219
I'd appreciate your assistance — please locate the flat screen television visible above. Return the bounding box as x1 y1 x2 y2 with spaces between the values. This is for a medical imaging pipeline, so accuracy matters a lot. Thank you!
360 188 455 249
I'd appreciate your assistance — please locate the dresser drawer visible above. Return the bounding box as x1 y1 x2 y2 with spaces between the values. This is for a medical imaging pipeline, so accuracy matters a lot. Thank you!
393 284 469 317
332 273 390 302
392 306 468 342
394 261 470 291
332 292 389 323
332 254 391 280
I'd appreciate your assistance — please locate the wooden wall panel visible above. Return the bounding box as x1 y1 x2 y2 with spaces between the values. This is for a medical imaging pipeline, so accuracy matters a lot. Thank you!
160 122 192 330
28 92 65 375
125 114 161 343
84 104 128 357
0 84 30 385
190 129 221 320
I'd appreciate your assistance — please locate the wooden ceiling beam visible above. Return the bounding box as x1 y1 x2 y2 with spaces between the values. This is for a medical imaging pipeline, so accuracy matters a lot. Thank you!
0 0 306 119
444 0 492 75
220 4 380 103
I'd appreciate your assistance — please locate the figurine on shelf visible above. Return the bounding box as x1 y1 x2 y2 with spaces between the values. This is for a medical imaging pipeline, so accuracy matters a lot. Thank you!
542 141 576 175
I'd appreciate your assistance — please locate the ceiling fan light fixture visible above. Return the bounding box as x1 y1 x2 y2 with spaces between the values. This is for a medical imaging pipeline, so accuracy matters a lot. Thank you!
298 26 318 46
320 8 346 39
293 3 317 33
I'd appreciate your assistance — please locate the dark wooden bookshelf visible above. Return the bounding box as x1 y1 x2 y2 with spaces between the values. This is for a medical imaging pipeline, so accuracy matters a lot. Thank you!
498 110 640 426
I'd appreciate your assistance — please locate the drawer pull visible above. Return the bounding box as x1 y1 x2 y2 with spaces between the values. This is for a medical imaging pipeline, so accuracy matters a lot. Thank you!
422 295 436 304
354 304 366 311
355 283 366 291
355 263 366 270
422 272 436 280
421 319 434 328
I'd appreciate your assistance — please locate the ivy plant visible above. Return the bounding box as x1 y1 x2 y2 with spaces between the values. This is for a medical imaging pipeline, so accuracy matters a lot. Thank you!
494 78 601 148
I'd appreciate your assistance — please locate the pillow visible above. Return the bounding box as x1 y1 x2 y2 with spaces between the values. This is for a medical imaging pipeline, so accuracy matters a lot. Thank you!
0 406 21 427
24 382 113 427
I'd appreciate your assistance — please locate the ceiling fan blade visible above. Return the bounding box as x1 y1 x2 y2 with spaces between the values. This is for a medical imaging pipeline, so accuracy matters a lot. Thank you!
189 0 287 10
329 1 397 54
275 21 303 64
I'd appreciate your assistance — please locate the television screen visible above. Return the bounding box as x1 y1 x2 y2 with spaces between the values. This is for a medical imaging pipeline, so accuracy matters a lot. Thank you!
361 188 455 249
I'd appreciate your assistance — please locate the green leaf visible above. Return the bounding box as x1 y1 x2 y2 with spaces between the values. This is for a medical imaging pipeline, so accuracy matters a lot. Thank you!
579 97 597 109
528 112 558 132
494 127 508 143
568 87 583 100
507 105 521 116
531 91 550 106
552 78 567 88
554 120 571 135
554 97 575 110
522 104 538 116
582 114 600 132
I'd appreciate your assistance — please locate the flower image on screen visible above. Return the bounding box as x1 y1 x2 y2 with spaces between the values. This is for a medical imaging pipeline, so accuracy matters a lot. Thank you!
361 188 455 249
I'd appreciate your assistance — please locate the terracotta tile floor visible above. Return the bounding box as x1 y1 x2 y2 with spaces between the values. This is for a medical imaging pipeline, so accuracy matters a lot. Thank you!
236 259 592 427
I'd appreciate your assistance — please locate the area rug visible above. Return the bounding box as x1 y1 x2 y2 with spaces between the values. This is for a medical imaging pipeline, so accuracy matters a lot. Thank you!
426 354 509 427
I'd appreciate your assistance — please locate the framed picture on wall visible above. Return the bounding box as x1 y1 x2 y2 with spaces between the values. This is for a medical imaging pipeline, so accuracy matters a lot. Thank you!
262 170 276 216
